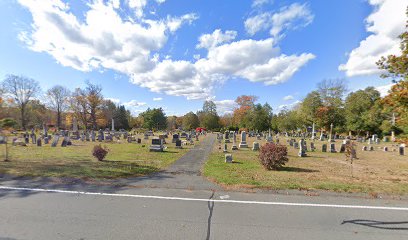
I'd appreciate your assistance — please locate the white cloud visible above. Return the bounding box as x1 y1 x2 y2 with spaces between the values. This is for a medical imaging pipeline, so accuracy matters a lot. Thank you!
214 100 237 115
245 3 314 38
18 0 314 100
283 95 294 101
375 83 394 97
278 100 301 110
153 97 163 101
196 29 237 49
252 0 271 8
339 0 408 77
124 100 147 107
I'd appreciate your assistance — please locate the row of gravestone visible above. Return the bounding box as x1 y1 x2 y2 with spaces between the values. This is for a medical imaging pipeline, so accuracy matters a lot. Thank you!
289 139 406 156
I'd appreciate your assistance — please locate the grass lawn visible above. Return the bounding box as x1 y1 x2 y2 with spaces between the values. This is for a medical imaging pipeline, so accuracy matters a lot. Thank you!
204 136 408 195
0 134 196 179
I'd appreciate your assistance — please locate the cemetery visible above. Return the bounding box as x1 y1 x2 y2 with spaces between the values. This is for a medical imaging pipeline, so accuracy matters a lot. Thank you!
0 128 199 179
205 131 408 195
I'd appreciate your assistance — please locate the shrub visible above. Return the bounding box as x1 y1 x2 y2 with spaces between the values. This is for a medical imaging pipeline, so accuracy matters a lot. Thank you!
92 144 109 161
259 143 288 170
0 118 17 129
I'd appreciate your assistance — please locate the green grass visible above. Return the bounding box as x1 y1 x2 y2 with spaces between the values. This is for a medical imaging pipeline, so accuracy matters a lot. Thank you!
0 136 193 179
204 137 408 195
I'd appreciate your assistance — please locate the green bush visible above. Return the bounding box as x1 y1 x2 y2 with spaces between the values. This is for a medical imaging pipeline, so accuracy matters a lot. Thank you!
0 118 17 129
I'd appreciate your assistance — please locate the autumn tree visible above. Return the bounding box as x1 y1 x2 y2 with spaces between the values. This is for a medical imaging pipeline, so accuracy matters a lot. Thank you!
46 85 71 129
2 75 41 129
298 91 322 126
377 7 408 135
85 81 103 130
70 88 89 130
233 95 258 128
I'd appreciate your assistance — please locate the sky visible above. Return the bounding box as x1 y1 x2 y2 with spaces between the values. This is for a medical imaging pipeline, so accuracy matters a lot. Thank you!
0 0 407 116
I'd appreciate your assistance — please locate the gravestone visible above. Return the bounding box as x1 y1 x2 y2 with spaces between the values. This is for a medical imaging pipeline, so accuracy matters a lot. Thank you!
91 131 96 142
224 132 231 143
175 139 182 149
362 146 368 151
36 138 42 147
239 131 248 148
144 134 149 140
31 134 36 144
289 140 294 146
149 139 164 152
293 142 299 149
298 139 306 157
24 133 29 144
44 136 49 144
223 143 228 153
340 144 346 153
400 144 405 156
0 136 6 144
137 138 142 144
127 136 132 143
85 132 90 141
51 135 60 147
172 134 179 143
61 136 68 147
252 142 260 151
330 143 336 153
225 154 233 163
375 138 380 144
383 146 388 152
369 146 374 151
368 138 373 145
310 142 315 152
231 132 238 150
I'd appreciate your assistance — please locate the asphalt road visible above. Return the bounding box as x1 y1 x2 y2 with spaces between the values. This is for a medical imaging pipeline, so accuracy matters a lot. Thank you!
0 134 407 239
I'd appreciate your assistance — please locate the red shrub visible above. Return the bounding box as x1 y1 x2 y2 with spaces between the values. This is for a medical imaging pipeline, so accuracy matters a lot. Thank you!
92 144 109 161
259 143 288 170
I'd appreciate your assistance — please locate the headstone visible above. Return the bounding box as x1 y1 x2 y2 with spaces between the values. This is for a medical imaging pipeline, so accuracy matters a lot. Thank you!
0 136 7 144
225 154 233 163
24 134 29 144
383 146 388 152
223 143 228 153
399 144 405 156
252 142 260 151
298 139 306 157
61 137 68 147
289 140 294 147
293 142 299 149
175 139 182 149
231 132 238 150
51 135 60 147
85 132 90 141
73 117 78 132
375 138 380 144
368 138 373 145
239 131 248 148
340 144 346 153
172 134 179 143
330 143 336 153
310 142 315 152
111 118 115 131
369 146 374 151
144 134 149 140
362 146 367 151
91 131 96 142
149 139 164 152
127 136 132 143
224 131 230 143
36 138 42 147
137 138 142 144
44 136 49 144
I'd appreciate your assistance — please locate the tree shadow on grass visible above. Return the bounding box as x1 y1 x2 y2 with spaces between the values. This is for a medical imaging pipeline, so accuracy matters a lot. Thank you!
278 166 319 173
342 219 408 230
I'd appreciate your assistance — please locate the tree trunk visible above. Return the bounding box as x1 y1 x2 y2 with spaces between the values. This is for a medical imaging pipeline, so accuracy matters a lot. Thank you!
21 104 26 130
57 107 61 130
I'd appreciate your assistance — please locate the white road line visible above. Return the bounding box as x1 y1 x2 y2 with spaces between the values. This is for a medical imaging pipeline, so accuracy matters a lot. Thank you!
1 186 407 211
